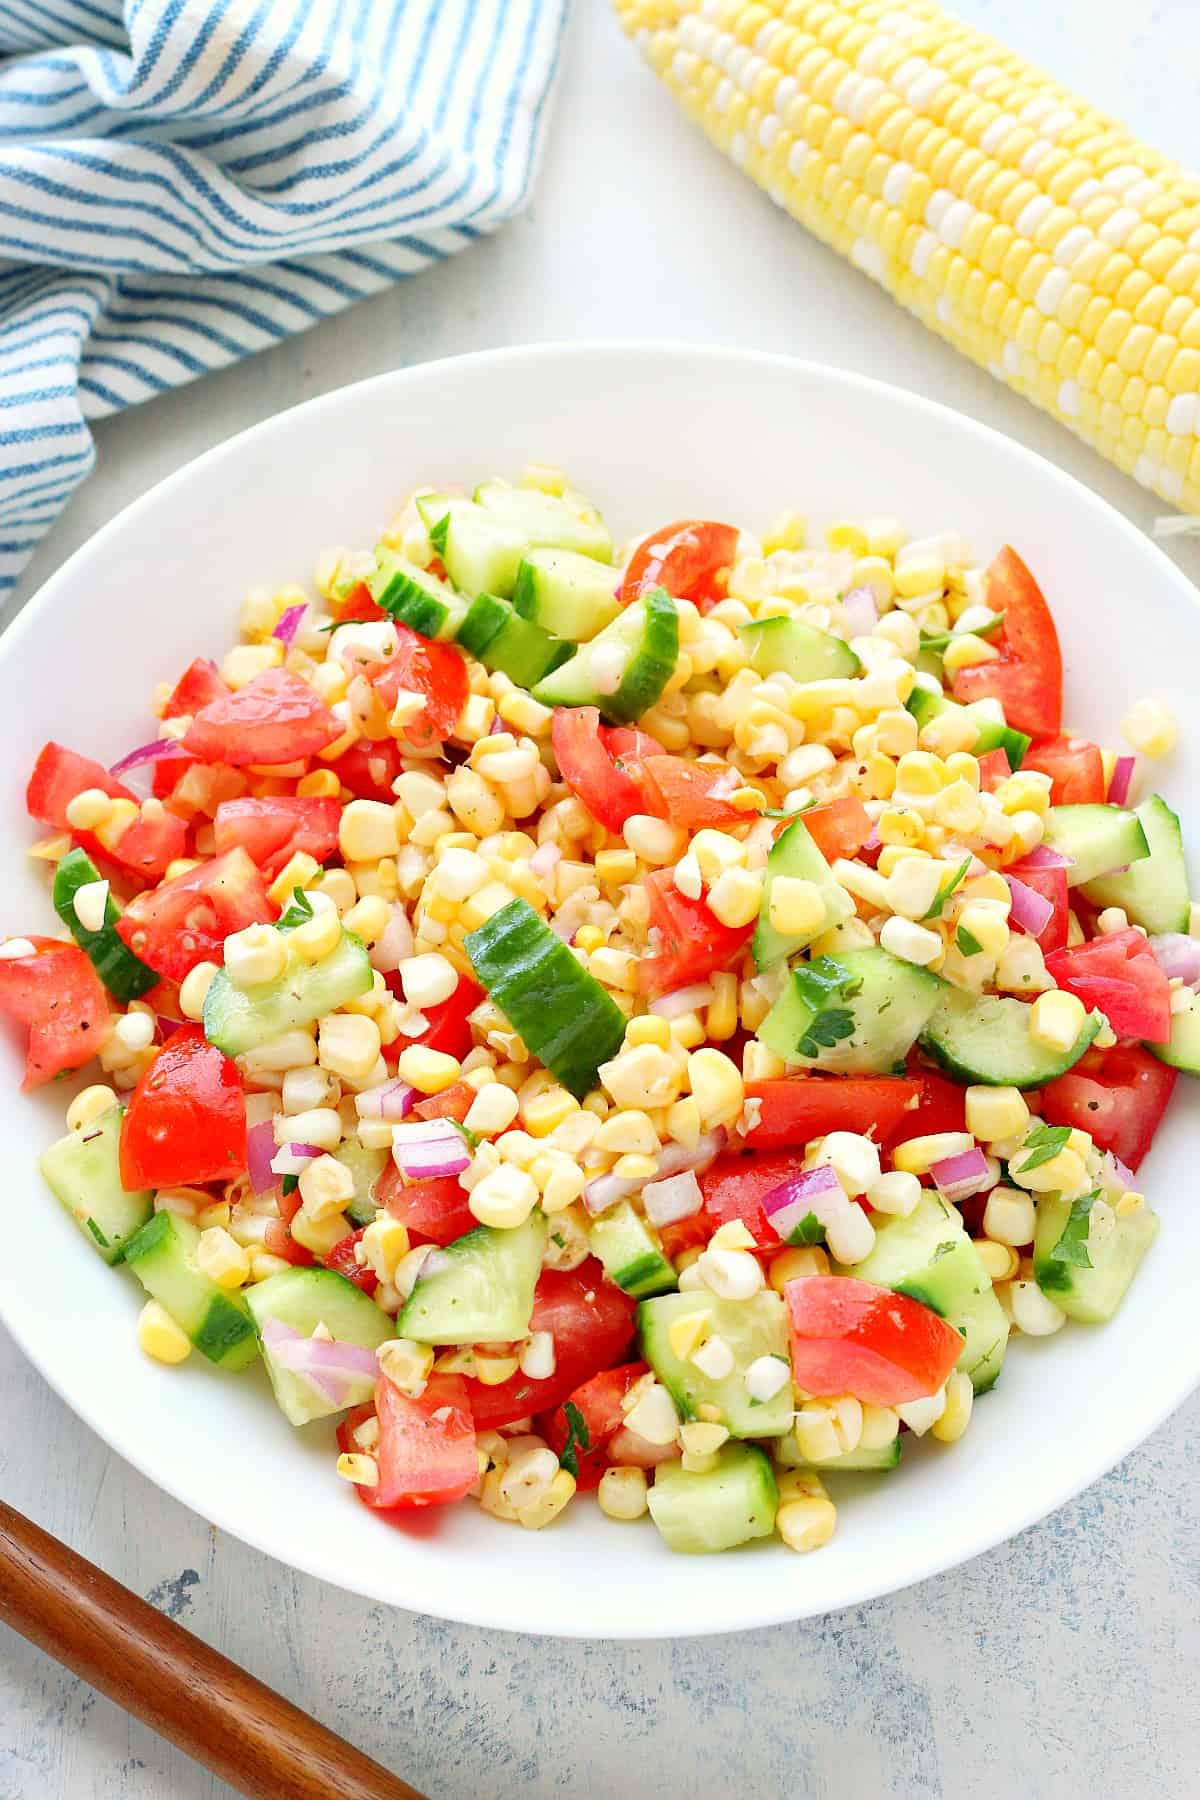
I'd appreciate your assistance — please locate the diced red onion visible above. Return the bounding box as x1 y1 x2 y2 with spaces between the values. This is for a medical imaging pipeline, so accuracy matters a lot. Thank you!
109 737 190 778
415 1249 452 1282
649 983 714 1019
1016 845 1073 870
859 827 883 868
1107 755 1136 807
270 1142 322 1177
582 1128 726 1216
529 842 562 877
392 1119 471 1179
368 902 413 974
260 1317 378 1406
760 1165 843 1242
1004 873 1054 938
583 1170 640 1216
642 1169 704 1226
839 585 878 637
155 1014 184 1041
273 603 308 646
489 714 506 735
1149 933 1200 988
1099 1150 1137 1198
355 1079 416 1122
930 1146 996 1202
246 1120 277 1195
549 915 576 942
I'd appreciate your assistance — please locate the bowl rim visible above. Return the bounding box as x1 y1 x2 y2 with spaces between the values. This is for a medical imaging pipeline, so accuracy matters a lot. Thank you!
4 339 1199 1638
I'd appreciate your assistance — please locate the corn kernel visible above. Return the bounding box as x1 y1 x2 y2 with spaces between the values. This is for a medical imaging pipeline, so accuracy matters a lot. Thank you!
64 787 115 832
136 1299 191 1365
1121 696 1177 757
469 1162 539 1228
892 1131 976 1176
339 799 400 862
66 1084 119 1133
776 1495 837 1553
931 1371 974 1444
768 1247 829 1294
318 1013 383 1086
267 852 322 908
598 1465 649 1520
336 1452 379 1486
289 905 342 963
1029 988 1088 1052
687 1047 745 1129
394 1043 461 1094
707 866 763 929
623 814 686 864
767 876 827 937
195 1226 251 1290
1008 1143 1087 1195
964 1085 1030 1143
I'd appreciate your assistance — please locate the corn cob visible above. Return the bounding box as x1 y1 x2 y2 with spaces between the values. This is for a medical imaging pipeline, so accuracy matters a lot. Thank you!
614 0 1200 515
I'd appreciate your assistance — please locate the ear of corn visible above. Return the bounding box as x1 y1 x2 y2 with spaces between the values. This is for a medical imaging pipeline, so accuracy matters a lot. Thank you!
614 0 1200 516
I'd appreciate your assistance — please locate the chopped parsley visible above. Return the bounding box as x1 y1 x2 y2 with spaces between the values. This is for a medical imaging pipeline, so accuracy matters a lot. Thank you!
923 858 971 921
278 889 314 930
956 925 984 957
796 1007 857 1059
1015 1122 1073 1173
1038 1190 1100 1288
787 1211 827 1247
558 1400 591 1478
281 1172 299 1197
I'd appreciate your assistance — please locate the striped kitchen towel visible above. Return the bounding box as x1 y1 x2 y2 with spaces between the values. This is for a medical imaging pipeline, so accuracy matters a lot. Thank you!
0 0 568 610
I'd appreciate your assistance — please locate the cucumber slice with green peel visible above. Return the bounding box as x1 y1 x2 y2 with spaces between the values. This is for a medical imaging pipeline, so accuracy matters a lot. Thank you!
758 947 945 1074
1033 1191 1159 1323
474 480 613 562
52 847 157 1002
1041 803 1151 887
532 588 679 724
588 1202 677 1299
39 1108 152 1265
245 1267 394 1425
646 1444 778 1555
775 1434 902 1473
905 686 1030 770
739 616 861 682
417 495 527 600
369 554 470 640
851 1191 1009 1393
203 928 372 1058
753 816 853 970
1080 795 1189 932
512 548 622 641
1149 989 1200 1074
334 1138 390 1228
465 897 628 1098
395 1213 547 1345
462 594 573 688
123 1212 258 1369
919 988 1102 1087
457 591 510 659
639 1291 793 1438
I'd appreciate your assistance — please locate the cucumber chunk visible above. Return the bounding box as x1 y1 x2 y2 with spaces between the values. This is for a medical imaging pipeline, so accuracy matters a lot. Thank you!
739 617 860 682
203 927 372 1058
334 1138 390 1228
774 1433 902 1473
38 1107 152 1265
475 480 613 562
369 554 469 640
753 816 853 970
418 495 527 600
1041 803 1150 887
1150 988 1200 1074
639 1291 793 1438
1033 1191 1159 1323
758 947 944 1074
246 1266 394 1425
52 846 157 1002
459 593 572 688
1080 795 1189 933
906 686 1029 770
465 897 627 1098
919 988 1101 1087
395 1213 547 1345
532 589 678 724
588 1202 677 1299
123 1212 258 1369
513 548 622 642
647 1444 778 1554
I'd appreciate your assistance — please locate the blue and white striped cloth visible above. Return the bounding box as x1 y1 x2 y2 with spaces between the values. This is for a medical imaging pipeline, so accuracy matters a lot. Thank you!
0 0 568 610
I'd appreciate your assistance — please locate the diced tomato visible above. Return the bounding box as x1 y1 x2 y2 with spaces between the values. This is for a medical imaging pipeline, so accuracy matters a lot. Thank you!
115 846 276 982
637 868 753 994
1045 928 1171 1044
263 1217 316 1267
213 795 341 881
119 1025 246 1189
334 581 387 623
539 1362 648 1489
657 1211 716 1262
152 752 200 801
1039 1043 1177 1172
368 625 469 748
639 756 743 829
618 519 739 614
785 1275 963 1406
413 1082 475 1125
327 738 404 803
1022 736 1105 806
158 760 248 822
379 1170 477 1246
323 1227 379 1295
551 707 665 833
798 796 873 864
885 1070 965 1146
0 937 109 1090
348 1375 478 1510
952 547 1062 739
26 742 136 830
384 973 483 1064
744 1077 923 1150
976 748 1011 793
607 1426 682 1468
108 809 191 884
465 1262 637 1429
1006 858 1069 954
700 1149 825 1250
183 669 342 768
162 658 230 720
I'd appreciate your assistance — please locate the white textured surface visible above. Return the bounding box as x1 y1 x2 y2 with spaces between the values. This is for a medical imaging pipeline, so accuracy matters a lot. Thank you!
2 2 1199 1794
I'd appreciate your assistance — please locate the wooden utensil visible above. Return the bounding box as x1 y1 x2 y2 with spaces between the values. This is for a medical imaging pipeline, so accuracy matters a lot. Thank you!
0 1501 425 1800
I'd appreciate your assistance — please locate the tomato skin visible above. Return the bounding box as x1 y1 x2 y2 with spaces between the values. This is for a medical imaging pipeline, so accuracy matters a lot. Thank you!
1022 736 1105 805
551 708 665 833
618 519 739 614
464 1262 637 1429
976 748 1011 793
1045 928 1171 1044
323 1228 379 1295
0 937 109 1090
120 1025 246 1189
27 742 136 829
379 1170 477 1246
355 1375 478 1510
116 846 277 982
384 973 483 1064
657 1211 715 1262
183 669 341 767
213 796 341 881
639 756 742 829
885 1071 965 1146
798 796 873 864
637 869 753 995
335 581 387 623
263 1215 315 1267
785 1276 963 1405
744 1077 922 1150
163 658 230 720
699 1151 809 1249
327 738 403 802
538 1362 648 1489
368 625 468 748
106 809 190 884
1006 859 1069 954
952 547 1062 738
159 760 247 822
413 1081 475 1124
1039 1043 1177 1172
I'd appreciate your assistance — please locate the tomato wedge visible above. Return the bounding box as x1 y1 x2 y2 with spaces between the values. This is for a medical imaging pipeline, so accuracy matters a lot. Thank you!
412 1081 475 1124
952 547 1062 739
0 937 109 1090
368 625 468 748
551 707 664 833
797 796 873 864
162 657 230 720
976 748 1011 793
1022 736 1105 806
183 669 342 767
885 1070 966 1145
639 756 743 829
1039 1043 1177 1172
116 846 276 982
26 742 136 829
637 868 753 994
334 581 387 623
1006 858 1069 954
1045 928 1171 1044
213 795 341 880
618 519 739 614
323 1227 379 1295
379 1170 477 1246
327 738 404 803
345 1375 478 1510
538 1362 648 1489
744 1077 922 1150
464 1263 637 1429
119 1025 246 1189
785 1276 964 1405
699 1150 814 1249
383 972 484 1065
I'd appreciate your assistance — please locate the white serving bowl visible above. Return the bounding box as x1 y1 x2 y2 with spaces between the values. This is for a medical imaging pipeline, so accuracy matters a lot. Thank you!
2 344 1197 1639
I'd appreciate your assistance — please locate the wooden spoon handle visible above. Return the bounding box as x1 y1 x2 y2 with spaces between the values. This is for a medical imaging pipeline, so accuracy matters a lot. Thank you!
0 1501 424 1800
